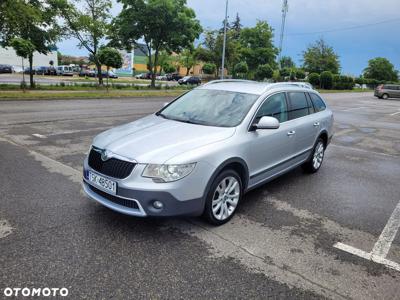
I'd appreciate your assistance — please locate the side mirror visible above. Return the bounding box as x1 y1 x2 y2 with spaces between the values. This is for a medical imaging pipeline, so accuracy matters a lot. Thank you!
254 116 280 130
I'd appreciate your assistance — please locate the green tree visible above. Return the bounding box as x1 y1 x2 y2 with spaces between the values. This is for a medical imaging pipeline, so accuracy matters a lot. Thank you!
113 0 202 88
179 48 197 75
10 38 35 91
234 61 248 78
56 0 112 85
320 71 333 89
1 0 60 88
255 64 273 81
231 13 242 40
295 69 306 80
98 47 123 90
302 38 340 74
363 57 398 82
163 63 176 74
239 21 278 72
202 63 216 75
280 56 295 69
200 29 240 76
307 73 320 86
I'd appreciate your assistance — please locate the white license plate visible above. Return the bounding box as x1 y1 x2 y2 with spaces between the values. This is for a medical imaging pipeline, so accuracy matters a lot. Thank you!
88 171 117 195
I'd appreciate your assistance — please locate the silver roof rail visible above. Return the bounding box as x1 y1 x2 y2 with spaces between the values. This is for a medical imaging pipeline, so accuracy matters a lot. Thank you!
203 79 258 86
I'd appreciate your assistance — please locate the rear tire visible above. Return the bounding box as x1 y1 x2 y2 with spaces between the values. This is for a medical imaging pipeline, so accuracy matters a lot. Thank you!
203 169 242 226
302 138 325 173
382 93 389 100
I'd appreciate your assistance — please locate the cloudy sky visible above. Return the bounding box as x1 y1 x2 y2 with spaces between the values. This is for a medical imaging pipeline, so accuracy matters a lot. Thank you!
58 0 400 75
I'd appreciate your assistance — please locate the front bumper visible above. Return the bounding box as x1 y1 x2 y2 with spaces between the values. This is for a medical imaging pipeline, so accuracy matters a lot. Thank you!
82 179 204 217
82 159 210 217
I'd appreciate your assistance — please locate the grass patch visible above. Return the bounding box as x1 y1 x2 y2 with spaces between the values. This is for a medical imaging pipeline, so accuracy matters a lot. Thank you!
0 83 192 91
0 89 185 100
317 88 373 93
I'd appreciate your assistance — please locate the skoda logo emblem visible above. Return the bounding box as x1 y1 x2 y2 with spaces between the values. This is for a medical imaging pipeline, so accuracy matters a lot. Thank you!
101 150 110 161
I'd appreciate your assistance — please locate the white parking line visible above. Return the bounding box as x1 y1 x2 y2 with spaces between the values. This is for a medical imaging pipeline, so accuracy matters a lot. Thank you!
0 219 13 239
341 106 367 112
32 127 112 139
334 200 400 272
390 111 400 116
32 133 46 139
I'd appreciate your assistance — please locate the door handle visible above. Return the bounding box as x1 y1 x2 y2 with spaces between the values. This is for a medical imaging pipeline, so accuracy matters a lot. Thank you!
313 122 320 127
287 130 296 136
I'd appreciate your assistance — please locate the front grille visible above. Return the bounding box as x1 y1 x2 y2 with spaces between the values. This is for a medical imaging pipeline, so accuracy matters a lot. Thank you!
88 149 136 179
88 184 139 210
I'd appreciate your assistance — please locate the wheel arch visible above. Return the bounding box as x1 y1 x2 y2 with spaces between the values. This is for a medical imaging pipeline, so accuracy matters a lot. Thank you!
203 157 249 201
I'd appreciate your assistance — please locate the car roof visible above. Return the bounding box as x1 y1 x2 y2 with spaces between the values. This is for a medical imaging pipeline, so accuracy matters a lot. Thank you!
200 80 314 95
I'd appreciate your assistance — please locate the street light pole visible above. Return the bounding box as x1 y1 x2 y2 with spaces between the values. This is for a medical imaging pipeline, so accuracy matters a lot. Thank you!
221 0 228 79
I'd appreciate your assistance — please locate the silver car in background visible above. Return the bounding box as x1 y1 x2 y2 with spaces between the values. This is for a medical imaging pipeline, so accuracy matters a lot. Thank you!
83 80 334 225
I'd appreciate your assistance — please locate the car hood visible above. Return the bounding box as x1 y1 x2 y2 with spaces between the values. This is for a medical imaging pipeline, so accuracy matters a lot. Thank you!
92 114 235 164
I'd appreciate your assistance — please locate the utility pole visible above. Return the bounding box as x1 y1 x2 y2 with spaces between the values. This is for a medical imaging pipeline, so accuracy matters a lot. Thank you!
221 0 228 79
278 0 288 68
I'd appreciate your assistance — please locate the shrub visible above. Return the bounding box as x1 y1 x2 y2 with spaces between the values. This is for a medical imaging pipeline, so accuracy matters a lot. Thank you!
163 64 176 74
234 62 249 75
279 67 291 77
355 77 364 85
320 71 333 89
295 69 306 80
307 73 320 86
255 64 273 81
333 75 354 90
202 63 216 75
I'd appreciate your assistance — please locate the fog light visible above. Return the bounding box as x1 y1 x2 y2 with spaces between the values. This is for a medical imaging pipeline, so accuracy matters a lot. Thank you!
153 201 163 209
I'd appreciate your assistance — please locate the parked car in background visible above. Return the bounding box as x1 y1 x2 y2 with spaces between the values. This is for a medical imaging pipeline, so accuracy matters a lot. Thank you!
134 72 152 79
56 65 74 76
374 84 400 99
166 73 183 81
102 70 118 79
178 76 201 85
35 66 57 76
0 64 13 73
156 74 168 81
24 67 35 74
82 80 333 225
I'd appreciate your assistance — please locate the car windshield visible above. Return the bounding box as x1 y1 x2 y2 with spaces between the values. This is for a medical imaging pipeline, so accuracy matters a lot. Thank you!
157 89 259 127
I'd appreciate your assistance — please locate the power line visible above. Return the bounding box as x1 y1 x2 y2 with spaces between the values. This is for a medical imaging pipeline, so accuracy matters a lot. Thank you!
286 17 400 36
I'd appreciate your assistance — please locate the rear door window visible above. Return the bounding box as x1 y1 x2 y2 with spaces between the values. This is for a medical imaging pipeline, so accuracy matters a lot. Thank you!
287 92 310 120
309 93 326 112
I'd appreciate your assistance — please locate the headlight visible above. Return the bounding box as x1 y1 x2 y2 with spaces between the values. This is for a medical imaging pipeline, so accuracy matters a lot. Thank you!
142 163 196 182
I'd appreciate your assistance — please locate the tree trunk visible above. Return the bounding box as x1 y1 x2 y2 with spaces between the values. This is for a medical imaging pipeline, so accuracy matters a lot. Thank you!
96 62 103 85
29 54 34 88
150 50 158 88
106 66 109 93
21 58 26 93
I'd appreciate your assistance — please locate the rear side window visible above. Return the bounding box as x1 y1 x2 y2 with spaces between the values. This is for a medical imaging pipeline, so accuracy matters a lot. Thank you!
309 93 326 112
287 92 310 120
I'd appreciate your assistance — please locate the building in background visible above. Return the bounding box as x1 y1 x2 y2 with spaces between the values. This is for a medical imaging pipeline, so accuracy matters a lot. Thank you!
0 47 58 71
114 44 206 77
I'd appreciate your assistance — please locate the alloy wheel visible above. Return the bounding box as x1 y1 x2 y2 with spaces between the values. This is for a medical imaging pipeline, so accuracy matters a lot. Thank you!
312 142 324 170
211 176 240 221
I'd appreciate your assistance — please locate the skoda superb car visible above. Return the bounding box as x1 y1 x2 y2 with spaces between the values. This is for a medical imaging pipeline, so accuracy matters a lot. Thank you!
83 80 333 225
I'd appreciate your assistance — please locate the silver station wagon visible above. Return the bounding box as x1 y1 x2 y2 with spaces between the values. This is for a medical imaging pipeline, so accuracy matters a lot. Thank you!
83 80 334 225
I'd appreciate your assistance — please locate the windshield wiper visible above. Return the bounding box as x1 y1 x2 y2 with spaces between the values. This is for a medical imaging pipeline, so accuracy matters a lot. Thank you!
156 112 169 119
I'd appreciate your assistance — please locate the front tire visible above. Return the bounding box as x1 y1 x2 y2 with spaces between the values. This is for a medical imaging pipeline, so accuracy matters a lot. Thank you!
203 169 242 225
302 138 325 173
382 93 389 100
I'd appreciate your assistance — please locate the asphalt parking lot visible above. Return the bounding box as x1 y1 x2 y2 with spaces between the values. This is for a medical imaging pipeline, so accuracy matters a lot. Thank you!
0 92 399 299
